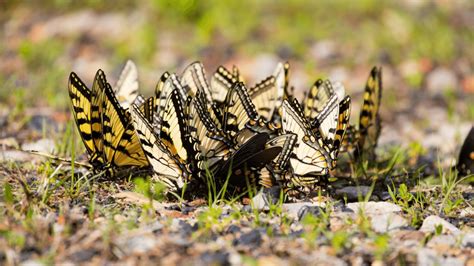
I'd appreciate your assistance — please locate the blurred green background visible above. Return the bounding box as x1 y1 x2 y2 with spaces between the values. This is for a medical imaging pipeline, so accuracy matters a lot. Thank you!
0 0 472 119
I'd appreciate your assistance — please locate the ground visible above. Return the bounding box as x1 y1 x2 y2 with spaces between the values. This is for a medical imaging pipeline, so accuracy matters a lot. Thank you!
0 1 473 265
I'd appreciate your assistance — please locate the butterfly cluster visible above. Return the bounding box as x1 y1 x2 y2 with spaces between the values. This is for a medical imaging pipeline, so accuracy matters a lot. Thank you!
67 60 383 199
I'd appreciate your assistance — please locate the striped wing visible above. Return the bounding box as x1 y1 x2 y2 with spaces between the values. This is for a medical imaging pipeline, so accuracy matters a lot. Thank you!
156 74 187 135
259 133 297 188
161 88 202 176
222 82 259 138
210 65 238 103
356 66 383 158
101 79 148 167
68 72 95 156
281 99 329 184
90 70 107 156
189 89 232 170
248 76 277 122
114 60 139 109
303 79 334 120
181 61 213 102
131 105 188 190
329 96 351 168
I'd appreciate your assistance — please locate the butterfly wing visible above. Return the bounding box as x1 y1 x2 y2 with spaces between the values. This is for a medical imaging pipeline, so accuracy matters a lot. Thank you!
131 105 188 190
356 66 382 159
181 61 213 102
222 82 259 138
101 79 148 168
329 95 351 168
68 72 95 156
188 89 232 171
457 126 474 176
281 99 329 183
114 60 139 108
210 65 238 103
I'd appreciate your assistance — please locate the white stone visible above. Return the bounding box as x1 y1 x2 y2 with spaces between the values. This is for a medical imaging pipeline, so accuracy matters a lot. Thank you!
419 215 460 235
346 201 402 214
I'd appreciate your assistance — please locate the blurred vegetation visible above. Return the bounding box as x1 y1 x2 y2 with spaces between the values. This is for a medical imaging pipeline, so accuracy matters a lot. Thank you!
0 0 472 109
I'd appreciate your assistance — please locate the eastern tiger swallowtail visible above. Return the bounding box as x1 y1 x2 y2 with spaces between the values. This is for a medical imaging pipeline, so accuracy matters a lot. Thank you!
457 126 474 176
281 99 330 186
259 133 298 188
354 66 383 160
188 88 233 173
248 62 288 123
160 87 203 178
210 65 239 104
114 60 139 109
68 70 148 174
131 104 189 191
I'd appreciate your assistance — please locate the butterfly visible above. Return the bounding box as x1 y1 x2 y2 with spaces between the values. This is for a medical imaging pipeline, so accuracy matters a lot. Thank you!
259 133 298 188
188 88 233 173
354 66 383 160
131 104 189 191
457 126 474 176
210 65 239 104
155 73 188 136
181 62 223 127
248 62 288 123
160 87 203 178
281 98 330 186
303 79 345 120
114 60 140 109
68 70 148 174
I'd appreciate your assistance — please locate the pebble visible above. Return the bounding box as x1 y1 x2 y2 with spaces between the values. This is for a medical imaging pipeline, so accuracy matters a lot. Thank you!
419 215 460 235
120 235 157 254
198 251 229 266
297 205 325 221
233 229 261 247
282 202 325 218
417 248 465 266
427 234 457 248
459 207 474 218
461 232 474 248
346 201 402 214
335 186 373 201
345 202 408 233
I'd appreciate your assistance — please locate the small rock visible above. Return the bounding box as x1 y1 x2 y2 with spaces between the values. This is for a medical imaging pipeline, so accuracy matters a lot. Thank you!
178 220 197 236
68 249 99 263
198 251 229 266
460 207 474 218
426 67 458 94
346 201 402 214
282 202 325 218
345 202 407 233
233 229 261 247
427 234 457 248
297 205 325 221
121 235 157 254
249 191 270 211
226 224 241 235
419 215 460 235
335 186 372 201
461 232 474 248
371 213 409 233
417 248 465 266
